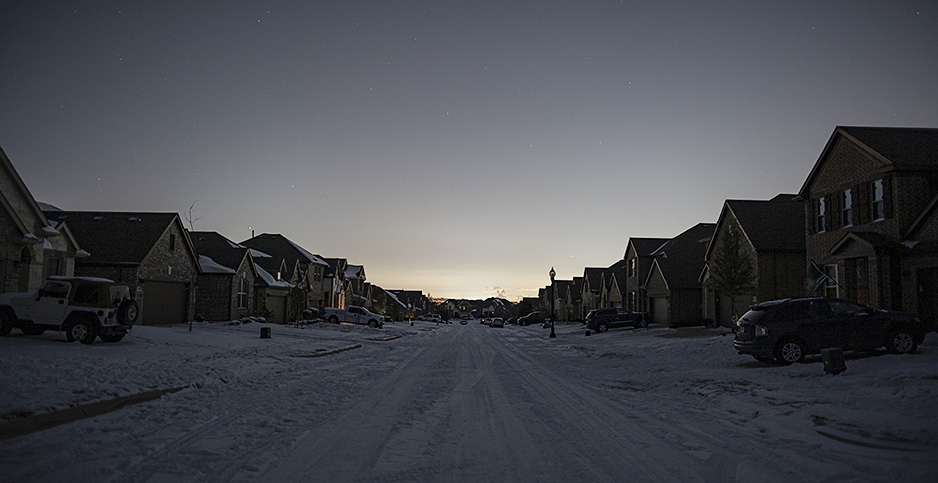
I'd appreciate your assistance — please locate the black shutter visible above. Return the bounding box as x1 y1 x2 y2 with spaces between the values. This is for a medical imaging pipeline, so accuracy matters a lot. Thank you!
883 175 894 219
856 183 868 225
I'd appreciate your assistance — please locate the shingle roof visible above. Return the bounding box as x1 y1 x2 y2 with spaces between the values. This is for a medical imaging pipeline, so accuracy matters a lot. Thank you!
583 267 604 292
627 237 671 258
839 126 938 168
724 194 805 253
240 233 328 268
651 223 716 290
44 211 179 265
190 231 252 274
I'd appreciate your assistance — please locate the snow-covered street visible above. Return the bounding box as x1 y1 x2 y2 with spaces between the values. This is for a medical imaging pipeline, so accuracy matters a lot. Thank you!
2 320 938 482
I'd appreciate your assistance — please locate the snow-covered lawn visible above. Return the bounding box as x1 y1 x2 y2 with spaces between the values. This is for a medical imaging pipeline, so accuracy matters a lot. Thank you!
2 320 937 482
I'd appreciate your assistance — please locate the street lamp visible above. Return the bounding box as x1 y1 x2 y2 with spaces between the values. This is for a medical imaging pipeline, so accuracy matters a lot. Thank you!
549 267 556 338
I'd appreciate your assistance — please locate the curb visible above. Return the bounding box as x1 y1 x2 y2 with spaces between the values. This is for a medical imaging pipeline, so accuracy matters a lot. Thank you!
292 344 362 358
0 385 190 441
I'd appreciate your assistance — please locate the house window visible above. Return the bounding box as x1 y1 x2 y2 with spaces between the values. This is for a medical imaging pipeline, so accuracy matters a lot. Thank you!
871 179 885 221
169 234 176 251
43 256 63 280
815 197 827 233
314 266 322 282
237 276 248 309
628 259 636 278
629 291 637 311
842 189 853 227
824 264 839 298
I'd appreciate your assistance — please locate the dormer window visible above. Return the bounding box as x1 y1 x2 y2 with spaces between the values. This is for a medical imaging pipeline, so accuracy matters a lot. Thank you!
871 179 885 221
816 197 827 233
842 189 853 227
169 234 176 251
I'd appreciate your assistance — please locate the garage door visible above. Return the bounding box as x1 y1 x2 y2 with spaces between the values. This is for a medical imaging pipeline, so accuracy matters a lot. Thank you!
143 281 188 325
267 295 287 324
651 297 669 326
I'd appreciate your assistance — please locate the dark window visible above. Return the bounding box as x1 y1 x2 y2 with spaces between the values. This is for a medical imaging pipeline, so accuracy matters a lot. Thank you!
816 197 827 233
824 265 839 298
237 276 248 309
71 284 102 306
41 280 71 299
169 234 176 251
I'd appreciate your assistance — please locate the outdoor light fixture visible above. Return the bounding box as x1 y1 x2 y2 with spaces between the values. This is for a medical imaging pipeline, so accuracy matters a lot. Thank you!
549 267 556 339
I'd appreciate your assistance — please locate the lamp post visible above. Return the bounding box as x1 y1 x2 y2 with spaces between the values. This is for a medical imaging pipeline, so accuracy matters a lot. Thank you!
549 267 556 338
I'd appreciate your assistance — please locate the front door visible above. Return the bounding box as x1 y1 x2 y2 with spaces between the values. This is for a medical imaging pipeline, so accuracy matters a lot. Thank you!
918 267 938 331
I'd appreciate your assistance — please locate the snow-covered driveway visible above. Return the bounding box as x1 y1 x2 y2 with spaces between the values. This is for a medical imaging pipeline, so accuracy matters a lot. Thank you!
2 320 937 482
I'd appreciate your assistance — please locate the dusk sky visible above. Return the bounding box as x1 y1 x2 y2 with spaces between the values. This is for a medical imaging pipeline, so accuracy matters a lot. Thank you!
2 1 937 301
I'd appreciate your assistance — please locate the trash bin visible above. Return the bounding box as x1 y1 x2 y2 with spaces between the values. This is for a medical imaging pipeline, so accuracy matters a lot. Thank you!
260 327 271 339
821 347 846 374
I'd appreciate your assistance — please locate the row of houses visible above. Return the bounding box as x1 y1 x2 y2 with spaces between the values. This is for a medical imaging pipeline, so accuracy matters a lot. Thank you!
540 126 938 330
1 146 431 325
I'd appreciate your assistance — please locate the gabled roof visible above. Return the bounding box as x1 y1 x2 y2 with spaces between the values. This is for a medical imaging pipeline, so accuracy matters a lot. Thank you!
44 210 191 266
647 223 716 290
0 146 57 238
583 267 604 293
626 237 671 258
829 231 904 256
240 233 329 268
324 258 347 278
705 194 805 260
799 126 938 197
190 231 256 277
345 264 365 280
606 259 629 292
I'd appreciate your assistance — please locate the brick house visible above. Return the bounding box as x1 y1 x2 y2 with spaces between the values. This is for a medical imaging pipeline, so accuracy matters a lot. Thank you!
798 126 938 328
44 210 200 325
1 147 83 293
600 260 629 309
644 223 715 327
623 237 669 313
580 267 604 317
190 231 258 322
241 233 330 320
701 194 806 328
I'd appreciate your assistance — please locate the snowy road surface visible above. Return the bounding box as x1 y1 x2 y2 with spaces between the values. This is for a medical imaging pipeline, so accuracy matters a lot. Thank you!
3 320 938 482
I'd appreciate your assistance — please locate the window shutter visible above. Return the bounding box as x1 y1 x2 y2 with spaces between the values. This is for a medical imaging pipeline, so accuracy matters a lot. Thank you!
883 174 894 219
856 183 868 225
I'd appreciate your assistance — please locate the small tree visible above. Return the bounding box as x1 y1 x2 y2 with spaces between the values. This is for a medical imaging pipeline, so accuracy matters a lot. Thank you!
184 200 202 231
708 226 757 327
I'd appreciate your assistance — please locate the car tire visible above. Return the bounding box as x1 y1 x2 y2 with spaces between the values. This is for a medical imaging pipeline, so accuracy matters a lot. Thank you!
886 328 917 354
329 316 339 323
100 332 126 343
368 320 377 328
774 338 805 364
0 310 14 337
117 300 140 326
66 317 97 345
597 322 608 333
21 323 46 336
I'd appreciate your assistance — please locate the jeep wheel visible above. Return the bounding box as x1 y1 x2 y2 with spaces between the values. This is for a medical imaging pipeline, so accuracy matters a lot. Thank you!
66 318 97 345
1 310 15 336
117 300 140 326
886 328 917 354
774 338 805 364
100 332 126 343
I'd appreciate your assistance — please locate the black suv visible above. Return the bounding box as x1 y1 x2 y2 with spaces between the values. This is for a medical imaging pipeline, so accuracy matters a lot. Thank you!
586 308 649 333
734 297 926 364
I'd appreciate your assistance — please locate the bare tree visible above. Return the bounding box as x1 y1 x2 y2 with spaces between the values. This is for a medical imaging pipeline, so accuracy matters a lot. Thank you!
185 200 202 231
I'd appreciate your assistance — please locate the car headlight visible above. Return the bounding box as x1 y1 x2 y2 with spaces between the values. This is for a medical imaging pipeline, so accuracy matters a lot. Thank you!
755 325 768 337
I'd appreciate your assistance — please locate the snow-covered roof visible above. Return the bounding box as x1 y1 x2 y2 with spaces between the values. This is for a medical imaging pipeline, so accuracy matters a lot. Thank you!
249 248 271 258
285 238 329 266
199 255 236 274
255 264 293 288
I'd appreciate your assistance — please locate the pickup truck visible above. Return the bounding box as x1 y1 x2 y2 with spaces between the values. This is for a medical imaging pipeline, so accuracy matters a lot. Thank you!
0 276 139 344
323 305 384 328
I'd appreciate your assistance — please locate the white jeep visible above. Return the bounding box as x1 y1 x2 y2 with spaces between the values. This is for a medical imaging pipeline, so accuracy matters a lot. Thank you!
0 276 139 344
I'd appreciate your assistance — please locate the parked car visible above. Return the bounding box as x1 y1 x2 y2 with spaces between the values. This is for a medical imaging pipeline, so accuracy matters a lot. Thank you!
490 317 504 328
586 308 649 333
0 276 139 344
518 311 546 326
734 297 926 364
506 317 517 325
323 305 384 328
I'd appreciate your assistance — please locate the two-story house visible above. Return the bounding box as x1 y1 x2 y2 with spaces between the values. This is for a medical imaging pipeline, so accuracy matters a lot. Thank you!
623 237 670 313
701 194 806 327
644 223 715 327
798 126 938 328
190 231 258 322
